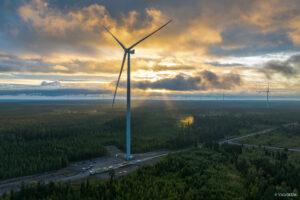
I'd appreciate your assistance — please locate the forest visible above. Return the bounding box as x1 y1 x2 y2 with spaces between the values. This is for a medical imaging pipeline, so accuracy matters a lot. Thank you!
240 124 300 148
1 145 299 200
0 100 299 180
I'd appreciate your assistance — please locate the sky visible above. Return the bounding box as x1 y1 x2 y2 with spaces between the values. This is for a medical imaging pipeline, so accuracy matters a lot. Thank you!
0 0 300 99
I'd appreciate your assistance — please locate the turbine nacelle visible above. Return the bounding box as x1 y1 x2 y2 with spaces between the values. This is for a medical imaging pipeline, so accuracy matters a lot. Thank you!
126 49 135 54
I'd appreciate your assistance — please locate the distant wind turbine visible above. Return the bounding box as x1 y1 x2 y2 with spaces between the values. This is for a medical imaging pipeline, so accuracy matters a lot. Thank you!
104 20 172 160
257 82 270 107
257 82 287 108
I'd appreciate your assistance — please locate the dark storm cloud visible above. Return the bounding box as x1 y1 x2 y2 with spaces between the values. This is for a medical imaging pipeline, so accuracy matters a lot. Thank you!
131 70 242 91
262 54 300 78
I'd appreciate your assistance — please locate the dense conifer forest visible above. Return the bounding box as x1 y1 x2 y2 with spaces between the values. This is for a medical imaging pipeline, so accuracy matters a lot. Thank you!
0 101 299 180
1 145 299 200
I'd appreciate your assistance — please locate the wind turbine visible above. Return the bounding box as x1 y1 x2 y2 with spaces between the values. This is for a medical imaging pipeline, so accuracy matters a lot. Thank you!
257 82 270 107
257 82 289 108
104 20 172 160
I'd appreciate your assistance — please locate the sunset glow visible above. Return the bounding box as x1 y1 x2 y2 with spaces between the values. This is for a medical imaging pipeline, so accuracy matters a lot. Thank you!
0 0 300 99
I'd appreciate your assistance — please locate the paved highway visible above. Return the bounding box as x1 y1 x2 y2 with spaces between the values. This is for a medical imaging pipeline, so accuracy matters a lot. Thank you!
0 147 170 196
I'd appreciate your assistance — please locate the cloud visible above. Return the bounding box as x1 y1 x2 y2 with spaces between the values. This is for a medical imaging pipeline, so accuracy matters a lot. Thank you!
130 70 242 91
201 0 300 56
240 0 294 30
0 53 123 74
288 16 300 45
264 62 296 76
200 70 242 90
15 0 114 55
15 0 174 55
40 80 61 87
153 65 195 72
134 74 201 91
0 88 110 96
2 0 300 58
206 61 244 67
0 53 54 72
261 54 300 78
1 0 300 94
209 24 295 57
18 0 114 36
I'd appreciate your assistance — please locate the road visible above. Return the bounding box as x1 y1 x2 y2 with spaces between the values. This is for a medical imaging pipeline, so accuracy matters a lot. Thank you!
219 127 276 144
225 141 300 152
220 123 300 153
0 146 170 196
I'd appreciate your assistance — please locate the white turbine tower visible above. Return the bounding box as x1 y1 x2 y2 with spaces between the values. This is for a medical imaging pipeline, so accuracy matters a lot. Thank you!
104 20 172 160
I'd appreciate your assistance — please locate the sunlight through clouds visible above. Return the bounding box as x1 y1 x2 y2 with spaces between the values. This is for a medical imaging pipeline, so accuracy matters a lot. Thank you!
0 0 299 97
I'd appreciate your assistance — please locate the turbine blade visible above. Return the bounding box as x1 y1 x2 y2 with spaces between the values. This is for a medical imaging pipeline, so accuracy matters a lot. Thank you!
112 52 127 107
103 26 126 50
129 19 172 49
